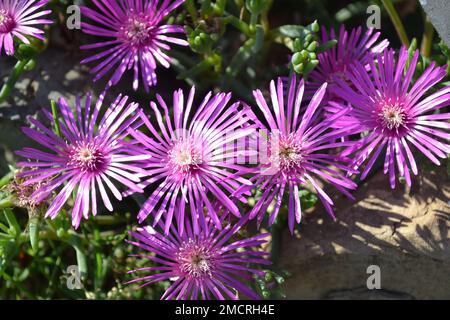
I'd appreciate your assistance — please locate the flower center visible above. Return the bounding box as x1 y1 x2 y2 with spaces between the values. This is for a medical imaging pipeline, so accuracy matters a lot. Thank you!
69 142 108 174
0 10 15 33
167 139 202 176
270 134 304 173
328 63 347 81
177 240 215 279
120 15 154 46
379 104 406 131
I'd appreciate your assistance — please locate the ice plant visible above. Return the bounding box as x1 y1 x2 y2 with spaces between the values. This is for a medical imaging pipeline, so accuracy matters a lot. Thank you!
0 0 52 55
333 47 450 188
126 212 271 300
237 76 359 232
16 93 150 228
308 26 389 101
80 0 188 91
127 87 258 234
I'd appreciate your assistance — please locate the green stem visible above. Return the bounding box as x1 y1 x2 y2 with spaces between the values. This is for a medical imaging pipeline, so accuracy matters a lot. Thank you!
270 223 283 267
0 59 28 104
381 0 410 47
0 197 13 209
18 229 58 242
93 226 104 291
184 0 198 22
46 256 62 297
51 100 62 138
261 0 273 33
20 226 116 242
421 15 434 58
221 15 251 37
249 12 258 27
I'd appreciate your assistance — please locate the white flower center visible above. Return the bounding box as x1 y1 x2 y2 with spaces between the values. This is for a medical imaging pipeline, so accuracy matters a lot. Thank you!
177 240 215 278
379 104 406 130
270 134 304 173
168 139 202 176
69 142 107 173
120 15 154 46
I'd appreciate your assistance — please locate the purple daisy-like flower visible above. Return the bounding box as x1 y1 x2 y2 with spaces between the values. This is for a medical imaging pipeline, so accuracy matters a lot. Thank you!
307 25 388 101
128 87 258 234
333 47 450 188
237 76 359 232
16 93 150 228
126 211 271 300
80 0 188 91
0 0 52 55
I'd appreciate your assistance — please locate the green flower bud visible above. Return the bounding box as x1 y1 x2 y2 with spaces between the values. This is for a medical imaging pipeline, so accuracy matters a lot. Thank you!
275 275 285 284
264 271 274 282
194 36 202 46
304 59 319 73
311 20 320 33
307 41 317 52
304 33 313 44
56 228 66 238
301 50 309 60
293 63 304 74
292 52 303 65
293 38 303 52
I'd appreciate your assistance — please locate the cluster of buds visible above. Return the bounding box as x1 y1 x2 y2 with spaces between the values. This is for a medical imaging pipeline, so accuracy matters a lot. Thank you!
291 31 319 75
275 21 337 76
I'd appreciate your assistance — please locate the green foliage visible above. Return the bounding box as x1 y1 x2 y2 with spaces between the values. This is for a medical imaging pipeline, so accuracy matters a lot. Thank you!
0 42 42 103
299 189 319 210
0 163 168 299
438 41 450 75
255 269 289 299
0 204 169 299
1 0 450 301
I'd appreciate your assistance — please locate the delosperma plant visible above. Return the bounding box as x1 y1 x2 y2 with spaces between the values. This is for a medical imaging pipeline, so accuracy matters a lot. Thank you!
0 0 52 56
80 0 188 91
16 93 151 229
0 0 449 300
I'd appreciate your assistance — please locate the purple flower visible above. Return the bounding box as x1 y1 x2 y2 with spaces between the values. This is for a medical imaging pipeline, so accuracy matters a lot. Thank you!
128 87 258 234
237 76 358 233
126 212 271 300
333 47 450 188
80 0 188 91
16 93 150 228
0 0 52 55
308 26 388 101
